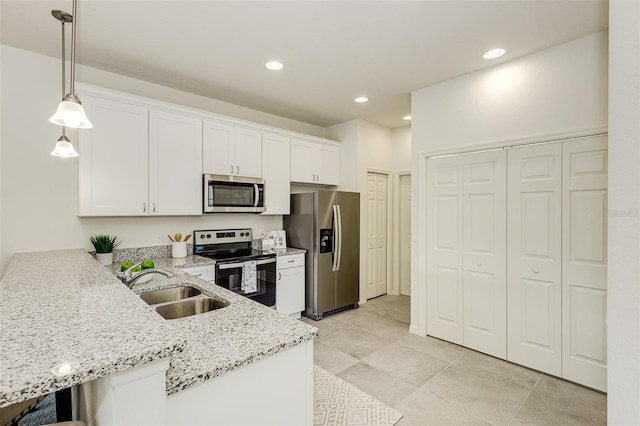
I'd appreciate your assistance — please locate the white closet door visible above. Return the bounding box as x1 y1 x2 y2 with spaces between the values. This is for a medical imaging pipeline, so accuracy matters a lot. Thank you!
462 150 507 359
427 156 464 344
562 136 608 392
507 143 562 374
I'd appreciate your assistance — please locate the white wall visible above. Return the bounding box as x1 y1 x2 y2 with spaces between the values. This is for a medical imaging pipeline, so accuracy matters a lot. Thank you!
410 31 608 334
607 0 640 423
0 45 325 273
392 126 411 172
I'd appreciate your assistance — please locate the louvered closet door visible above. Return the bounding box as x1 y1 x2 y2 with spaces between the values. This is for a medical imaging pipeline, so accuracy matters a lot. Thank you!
562 136 608 392
427 156 464 344
507 143 562 374
462 150 507 359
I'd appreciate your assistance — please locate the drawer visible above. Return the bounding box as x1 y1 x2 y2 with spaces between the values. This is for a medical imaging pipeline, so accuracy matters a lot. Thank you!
181 264 215 282
277 253 305 270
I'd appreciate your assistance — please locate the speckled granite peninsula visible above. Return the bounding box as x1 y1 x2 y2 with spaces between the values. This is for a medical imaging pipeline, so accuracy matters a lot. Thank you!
0 249 317 413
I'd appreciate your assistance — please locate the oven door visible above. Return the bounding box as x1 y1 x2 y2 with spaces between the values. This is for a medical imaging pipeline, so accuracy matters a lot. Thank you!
204 174 265 213
215 257 276 306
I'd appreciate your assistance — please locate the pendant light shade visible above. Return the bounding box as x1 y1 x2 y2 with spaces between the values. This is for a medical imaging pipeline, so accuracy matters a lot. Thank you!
49 93 93 129
49 0 92 130
51 135 79 157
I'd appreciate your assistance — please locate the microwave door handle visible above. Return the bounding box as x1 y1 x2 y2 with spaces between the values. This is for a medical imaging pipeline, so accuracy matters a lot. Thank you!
254 184 259 207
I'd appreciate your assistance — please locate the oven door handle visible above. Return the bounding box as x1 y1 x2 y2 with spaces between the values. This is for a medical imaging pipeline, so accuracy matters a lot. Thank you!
217 258 275 270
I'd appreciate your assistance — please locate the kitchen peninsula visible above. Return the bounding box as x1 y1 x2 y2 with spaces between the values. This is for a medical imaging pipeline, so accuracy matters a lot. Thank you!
0 249 317 425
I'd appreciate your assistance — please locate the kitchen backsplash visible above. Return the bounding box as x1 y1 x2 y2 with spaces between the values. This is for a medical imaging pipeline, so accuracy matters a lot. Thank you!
107 244 194 263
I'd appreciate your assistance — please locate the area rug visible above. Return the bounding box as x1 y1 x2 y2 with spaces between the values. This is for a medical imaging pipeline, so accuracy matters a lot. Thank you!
314 365 403 426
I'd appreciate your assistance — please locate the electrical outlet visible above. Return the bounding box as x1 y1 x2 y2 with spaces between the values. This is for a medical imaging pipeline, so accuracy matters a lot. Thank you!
154 234 162 245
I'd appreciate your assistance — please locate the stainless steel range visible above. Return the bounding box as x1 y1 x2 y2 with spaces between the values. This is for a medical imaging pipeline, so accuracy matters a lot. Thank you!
193 228 276 307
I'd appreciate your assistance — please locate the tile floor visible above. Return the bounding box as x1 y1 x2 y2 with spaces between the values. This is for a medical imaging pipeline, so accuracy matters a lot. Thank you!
302 295 607 426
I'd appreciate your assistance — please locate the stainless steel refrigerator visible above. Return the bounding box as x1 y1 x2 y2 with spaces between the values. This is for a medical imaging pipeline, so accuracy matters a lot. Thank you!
284 191 360 320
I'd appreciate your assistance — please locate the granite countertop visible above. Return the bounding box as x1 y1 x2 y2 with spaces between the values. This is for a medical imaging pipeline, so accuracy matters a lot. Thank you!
0 249 316 407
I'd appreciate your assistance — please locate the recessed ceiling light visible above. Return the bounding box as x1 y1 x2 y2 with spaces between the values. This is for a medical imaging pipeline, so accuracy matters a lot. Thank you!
403 115 412 121
354 96 368 103
483 48 506 59
265 60 284 71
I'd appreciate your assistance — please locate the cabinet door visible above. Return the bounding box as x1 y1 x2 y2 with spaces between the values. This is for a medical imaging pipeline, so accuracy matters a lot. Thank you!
149 110 202 215
203 121 234 175
507 143 562 374
78 95 149 216
277 266 305 316
290 139 315 183
314 143 339 185
462 150 507 359
234 127 262 178
262 133 291 215
562 136 608 391
427 155 464 344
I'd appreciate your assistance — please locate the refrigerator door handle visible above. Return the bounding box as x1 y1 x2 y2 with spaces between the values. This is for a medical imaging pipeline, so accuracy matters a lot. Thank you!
335 204 343 271
331 205 339 271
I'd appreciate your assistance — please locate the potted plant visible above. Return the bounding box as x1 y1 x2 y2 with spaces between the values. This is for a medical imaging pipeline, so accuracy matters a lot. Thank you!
90 234 122 266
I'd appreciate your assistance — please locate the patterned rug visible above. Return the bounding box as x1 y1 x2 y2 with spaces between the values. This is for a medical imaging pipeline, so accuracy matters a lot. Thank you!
314 365 403 426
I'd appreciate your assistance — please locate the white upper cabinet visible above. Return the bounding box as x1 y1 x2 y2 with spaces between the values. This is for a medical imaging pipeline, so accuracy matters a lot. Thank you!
261 133 291 215
203 121 262 178
78 95 150 216
149 110 203 215
290 139 339 185
78 91 203 217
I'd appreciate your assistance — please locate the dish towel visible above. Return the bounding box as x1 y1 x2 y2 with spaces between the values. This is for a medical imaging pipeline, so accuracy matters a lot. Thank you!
242 260 257 294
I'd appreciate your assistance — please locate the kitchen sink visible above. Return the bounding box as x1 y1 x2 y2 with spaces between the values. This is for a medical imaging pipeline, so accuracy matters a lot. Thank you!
139 285 201 305
154 297 229 320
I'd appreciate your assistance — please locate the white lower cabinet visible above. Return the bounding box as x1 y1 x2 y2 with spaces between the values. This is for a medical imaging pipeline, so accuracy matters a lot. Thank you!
181 264 215 283
276 254 305 318
426 136 608 391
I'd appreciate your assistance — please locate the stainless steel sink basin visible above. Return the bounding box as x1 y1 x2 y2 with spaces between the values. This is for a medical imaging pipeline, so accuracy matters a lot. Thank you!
139 285 201 305
154 297 229 320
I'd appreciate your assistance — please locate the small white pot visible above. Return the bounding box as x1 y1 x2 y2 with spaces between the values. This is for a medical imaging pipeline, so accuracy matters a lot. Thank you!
172 242 187 258
95 252 113 266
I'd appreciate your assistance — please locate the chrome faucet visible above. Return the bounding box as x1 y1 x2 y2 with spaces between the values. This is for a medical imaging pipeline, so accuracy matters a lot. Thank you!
118 261 174 288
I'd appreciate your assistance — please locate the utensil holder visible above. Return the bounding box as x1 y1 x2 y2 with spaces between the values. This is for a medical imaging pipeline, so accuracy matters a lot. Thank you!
95 252 113 266
172 242 187 258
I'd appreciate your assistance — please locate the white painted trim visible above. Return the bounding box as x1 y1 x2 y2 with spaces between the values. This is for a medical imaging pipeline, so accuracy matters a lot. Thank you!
75 82 340 146
392 171 411 296
420 127 608 158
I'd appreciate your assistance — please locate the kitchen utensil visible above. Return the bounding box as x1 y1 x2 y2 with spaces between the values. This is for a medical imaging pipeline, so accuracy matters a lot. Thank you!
175 232 182 242
168 234 175 242
184 234 191 242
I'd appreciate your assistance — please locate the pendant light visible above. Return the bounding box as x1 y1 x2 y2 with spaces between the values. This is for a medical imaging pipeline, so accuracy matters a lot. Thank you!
48 0 92 129
50 9 79 158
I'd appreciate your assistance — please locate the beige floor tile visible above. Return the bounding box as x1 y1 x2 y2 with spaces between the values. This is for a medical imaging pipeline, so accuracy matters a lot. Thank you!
395 387 490 426
301 316 349 340
321 327 393 359
511 395 604 426
398 334 468 363
383 306 411 324
336 362 418 408
331 307 382 328
354 316 410 342
454 350 541 390
362 343 449 388
424 364 530 425
313 340 359 374
529 375 607 423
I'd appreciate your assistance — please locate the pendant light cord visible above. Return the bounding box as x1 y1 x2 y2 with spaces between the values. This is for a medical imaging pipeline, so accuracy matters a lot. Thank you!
70 0 77 96
61 16 67 137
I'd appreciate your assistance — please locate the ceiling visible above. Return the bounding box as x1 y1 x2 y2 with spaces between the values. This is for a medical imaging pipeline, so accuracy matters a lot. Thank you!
0 1 608 129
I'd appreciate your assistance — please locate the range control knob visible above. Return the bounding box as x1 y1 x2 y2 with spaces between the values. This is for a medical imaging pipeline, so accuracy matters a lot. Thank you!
200 235 205 239
207 234 211 238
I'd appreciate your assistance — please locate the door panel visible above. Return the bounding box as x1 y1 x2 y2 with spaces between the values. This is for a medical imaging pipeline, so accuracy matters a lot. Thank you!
427 156 463 344
366 173 388 299
562 136 608 391
507 143 562 375
462 150 506 359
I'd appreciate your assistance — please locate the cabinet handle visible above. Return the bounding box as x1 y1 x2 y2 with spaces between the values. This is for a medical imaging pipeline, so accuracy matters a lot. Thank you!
230 165 234 174
143 202 146 212
533 268 540 274
152 203 156 213
236 165 239 174
193 273 203 277
288 259 295 263
278 272 282 280
317 174 320 182
476 262 482 267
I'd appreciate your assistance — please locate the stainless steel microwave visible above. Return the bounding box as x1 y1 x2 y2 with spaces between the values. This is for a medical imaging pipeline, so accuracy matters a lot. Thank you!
203 174 265 213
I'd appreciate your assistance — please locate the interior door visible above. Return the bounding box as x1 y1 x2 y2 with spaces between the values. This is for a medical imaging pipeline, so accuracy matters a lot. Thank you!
507 143 562 374
366 173 388 299
562 136 608 392
427 156 464 344
400 174 412 296
462 150 507 359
